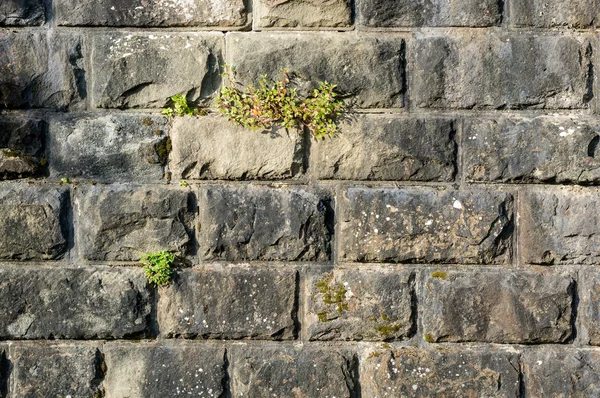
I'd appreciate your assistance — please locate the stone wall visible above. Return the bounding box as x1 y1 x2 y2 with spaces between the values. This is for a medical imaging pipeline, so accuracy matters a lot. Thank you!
0 0 599 396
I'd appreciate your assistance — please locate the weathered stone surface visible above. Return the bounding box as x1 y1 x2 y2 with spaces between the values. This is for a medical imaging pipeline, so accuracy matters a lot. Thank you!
362 346 520 397
230 344 358 397
227 33 404 108
0 344 7 398
340 188 513 264
255 0 351 28
464 116 600 183
359 0 501 27
413 32 591 109
104 342 226 398
75 185 193 261
159 266 297 339
48 114 169 182
11 343 102 398
0 0 44 25
56 0 246 27
422 270 574 343
0 31 84 109
170 116 303 180
307 268 415 341
0 117 45 179
198 186 333 261
92 32 222 109
520 189 600 265
522 348 600 396
581 269 600 345
511 0 600 28
0 267 153 339
311 115 456 181
0 185 68 260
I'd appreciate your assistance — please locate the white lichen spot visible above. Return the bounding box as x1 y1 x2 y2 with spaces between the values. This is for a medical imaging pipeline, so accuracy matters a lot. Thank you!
453 200 462 210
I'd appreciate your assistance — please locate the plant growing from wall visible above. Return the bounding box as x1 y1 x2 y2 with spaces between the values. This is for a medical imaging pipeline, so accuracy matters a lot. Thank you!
161 94 207 118
140 250 175 287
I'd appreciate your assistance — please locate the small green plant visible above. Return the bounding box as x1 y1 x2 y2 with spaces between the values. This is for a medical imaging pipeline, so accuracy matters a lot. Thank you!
141 250 175 287
60 177 70 184
162 94 207 118
179 180 189 187
217 65 345 139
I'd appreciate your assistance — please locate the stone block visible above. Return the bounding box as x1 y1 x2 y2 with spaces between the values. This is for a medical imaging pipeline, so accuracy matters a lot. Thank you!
579 269 600 345
511 0 600 28
0 116 45 179
255 0 351 28
340 188 513 264
0 0 44 25
0 344 7 398
159 266 297 339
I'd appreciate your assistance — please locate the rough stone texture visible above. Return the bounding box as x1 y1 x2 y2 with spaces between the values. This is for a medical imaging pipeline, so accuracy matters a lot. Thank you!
359 0 501 27
0 31 84 109
47 114 169 182
104 342 226 398
340 188 513 264
170 116 303 180
159 266 297 339
230 344 358 397
579 269 600 345
0 117 45 179
75 185 193 261
307 268 415 341
227 33 404 108
522 348 600 396
421 270 575 344
463 116 600 184
0 185 68 260
255 0 351 28
0 0 44 25
520 188 600 265
91 32 222 109
511 0 600 28
56 0 246 27
11 343 102 398
311 115 456 181
413 31 592 109
198 186 333 261
362 346 520 397
0 267 153 339
0 344 7 398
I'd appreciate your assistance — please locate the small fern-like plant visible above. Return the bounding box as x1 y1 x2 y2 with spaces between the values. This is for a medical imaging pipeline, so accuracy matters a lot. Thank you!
141 250 175 287
162 94 207 118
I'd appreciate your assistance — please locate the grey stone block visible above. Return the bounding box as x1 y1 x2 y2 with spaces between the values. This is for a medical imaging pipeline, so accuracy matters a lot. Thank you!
511 0 600 28
579 269 600 345
0 116 45 179
198 185 333 261
255 0 351 28
0 185 68 260
227 32 404 108
103 342 226 398
158 267 297 339
340 188 513 264
361 346 520 397
48 114 169 183
311 115 456 181
0 267 153 339
421 270 574 344
169 116 303 180
91 32 222 109
0 0 44 25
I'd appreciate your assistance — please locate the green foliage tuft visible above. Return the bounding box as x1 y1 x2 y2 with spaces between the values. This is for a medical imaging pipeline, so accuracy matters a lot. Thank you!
141 250 175 287
162 94 207 118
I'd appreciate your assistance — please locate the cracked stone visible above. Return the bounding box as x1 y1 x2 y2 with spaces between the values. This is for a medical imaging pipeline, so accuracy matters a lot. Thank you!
0 0 44 25
255 0 351 28
0 116 45 179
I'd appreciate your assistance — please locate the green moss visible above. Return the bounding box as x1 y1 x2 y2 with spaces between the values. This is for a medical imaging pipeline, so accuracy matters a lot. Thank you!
317 311 331 322
375 323 403 338
380 313 391 322
39 157 47 167
431 271 448 280
424 333 436 343
367 351 384 359
154 129 163 136
381 343 392 349
142 117 154 126
316 276 349 315
154 137 172 165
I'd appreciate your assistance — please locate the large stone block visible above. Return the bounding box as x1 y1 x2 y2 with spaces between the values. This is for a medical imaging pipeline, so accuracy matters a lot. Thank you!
307 268 415 341
361 346 520 397
0 0 44 25
48 114 169 183
255 0 351 28
520 188 600 265
413 32 591 109
11 343 102 398
579 269 600 345
56 0 246 27
0 116 45 179
104 342 226 398
0 31 84 109
0 185 68 260
359 0 501 27
75 185 194 261
91 32 222 109
198 186 333 261
0 267 153 339
340 188 513 264
159 266 297 339
421 270 575 343
311 115 456 181
511 0 600 28
169 116 303 180
463 116 600 183
230 344 358 397
227 33 404 108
